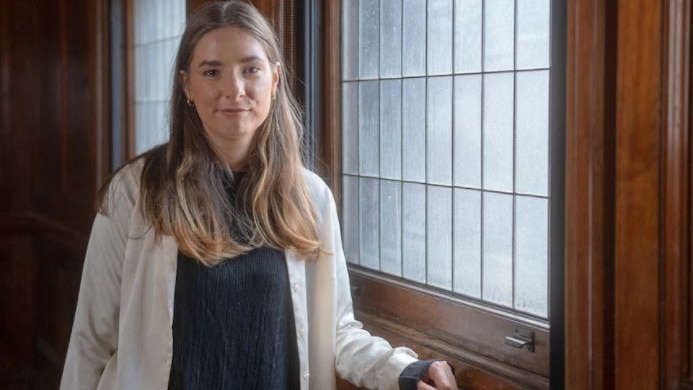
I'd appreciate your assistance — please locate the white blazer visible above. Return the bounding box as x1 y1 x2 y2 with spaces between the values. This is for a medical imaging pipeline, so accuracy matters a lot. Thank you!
60 159 418 390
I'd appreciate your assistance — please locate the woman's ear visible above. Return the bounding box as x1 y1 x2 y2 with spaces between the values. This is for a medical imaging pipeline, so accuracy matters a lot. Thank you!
271 62 281 99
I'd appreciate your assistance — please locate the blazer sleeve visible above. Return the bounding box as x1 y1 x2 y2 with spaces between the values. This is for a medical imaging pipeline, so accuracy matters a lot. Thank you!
316 184 419 390
60 173 134 390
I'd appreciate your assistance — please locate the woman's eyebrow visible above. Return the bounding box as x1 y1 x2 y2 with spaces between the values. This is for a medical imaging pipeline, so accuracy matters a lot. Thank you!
197 60 223 68
239 55 264 63
196 56 263 68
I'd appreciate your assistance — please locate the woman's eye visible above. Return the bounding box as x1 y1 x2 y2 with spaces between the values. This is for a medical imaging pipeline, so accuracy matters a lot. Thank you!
203 69 219 77
245 66 261 74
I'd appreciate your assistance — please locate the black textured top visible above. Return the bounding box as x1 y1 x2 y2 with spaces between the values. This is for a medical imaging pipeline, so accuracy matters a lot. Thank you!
168 247 300 390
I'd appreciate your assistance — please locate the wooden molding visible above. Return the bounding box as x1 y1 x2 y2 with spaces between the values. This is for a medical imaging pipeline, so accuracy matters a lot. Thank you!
613 1 663 389
565 0 613 388
566 0 693 389
0 213 88 252
663 0 691 388
93 0 111 185
317 0 342 198
125 0 135 159
349 269 549 380
358 310 548 390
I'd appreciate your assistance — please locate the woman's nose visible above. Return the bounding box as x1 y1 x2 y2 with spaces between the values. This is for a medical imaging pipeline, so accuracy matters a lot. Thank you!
223 74 245 99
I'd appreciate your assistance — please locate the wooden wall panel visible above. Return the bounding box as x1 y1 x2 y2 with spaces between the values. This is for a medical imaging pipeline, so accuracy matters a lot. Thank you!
0 236 35 374
614 0 663 388
31 0 106 233
0 0 108 388
664 1 692 389
1 1 40 215
562 1 611 388
566 0 693 389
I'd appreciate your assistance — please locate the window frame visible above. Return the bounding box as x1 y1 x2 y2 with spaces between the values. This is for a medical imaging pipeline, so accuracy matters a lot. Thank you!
313 0 565 388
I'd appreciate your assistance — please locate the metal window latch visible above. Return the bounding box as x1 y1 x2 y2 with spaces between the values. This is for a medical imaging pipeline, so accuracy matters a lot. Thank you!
504 327 535 352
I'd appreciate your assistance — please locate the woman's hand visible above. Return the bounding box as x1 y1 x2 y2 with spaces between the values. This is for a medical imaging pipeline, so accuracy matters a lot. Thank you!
417 360 458 390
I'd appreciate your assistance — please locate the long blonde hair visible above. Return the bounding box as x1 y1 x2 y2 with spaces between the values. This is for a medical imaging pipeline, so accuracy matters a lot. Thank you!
100 1 319 265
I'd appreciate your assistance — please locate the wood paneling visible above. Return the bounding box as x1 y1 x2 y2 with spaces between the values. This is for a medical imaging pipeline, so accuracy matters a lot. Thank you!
0 0 109 387
664 1 692 389
565 0 614 387
317 0 342 197
614 0 663 388
349 271 550 382
566 0 692 389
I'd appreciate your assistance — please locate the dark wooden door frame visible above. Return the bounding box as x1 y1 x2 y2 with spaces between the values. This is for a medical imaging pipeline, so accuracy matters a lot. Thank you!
565 0 692 389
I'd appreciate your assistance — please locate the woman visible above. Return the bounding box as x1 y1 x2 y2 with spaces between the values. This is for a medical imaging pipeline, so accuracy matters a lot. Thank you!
60 1 457 389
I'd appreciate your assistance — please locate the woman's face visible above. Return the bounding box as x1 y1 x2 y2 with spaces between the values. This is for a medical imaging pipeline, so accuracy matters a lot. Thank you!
182 27 279 166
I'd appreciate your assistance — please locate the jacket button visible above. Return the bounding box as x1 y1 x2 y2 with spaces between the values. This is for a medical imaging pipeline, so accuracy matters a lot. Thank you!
293 283 300 292
303 371 310 380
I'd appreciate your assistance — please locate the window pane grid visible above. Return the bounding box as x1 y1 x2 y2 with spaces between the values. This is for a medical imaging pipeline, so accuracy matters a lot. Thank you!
341 0 550 319
133 0 185 154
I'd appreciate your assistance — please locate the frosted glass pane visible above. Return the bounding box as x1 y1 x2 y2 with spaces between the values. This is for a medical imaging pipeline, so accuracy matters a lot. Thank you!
483 73 514 192
454 75 482 188
158 41 169 101
135 0 145 43
402 183 426 282
402 78 426 182
174 2 185 36
135 102 168 153
164 38 178 90
380 80 402 180
402 0 427 77
517 0 550 69
133 0 146 46
136 101 168 153
427 0 453 75
427 76 453 185
380 0 402 78
516 71 549 196
342 175 360 264
135 45 144 99
359 81 380 176
454 189 481 298
359 177 380 270
164 1 172 37
154 41 165 100
342 0 359 80
135 103 145 153
133 0 184 153
484 0 515 71
359 0 379 79
156 101 169 145
144 0 153 42
154 0 163 41
482 192 513 307
168 1 174 37
342 82 359 175
380 180 402 276
139 46 149 101
455 0 482 73
427 186 453 289
515 196 548 317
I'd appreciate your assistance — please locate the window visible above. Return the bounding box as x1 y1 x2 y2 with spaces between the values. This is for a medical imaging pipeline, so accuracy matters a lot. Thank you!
131 0 186 154
317 0 563 387
110 0 186 167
